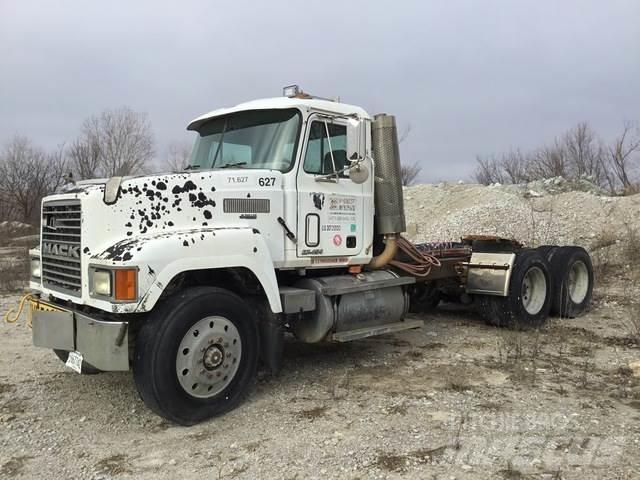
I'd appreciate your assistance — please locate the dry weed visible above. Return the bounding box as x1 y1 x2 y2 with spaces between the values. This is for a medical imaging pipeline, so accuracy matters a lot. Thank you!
0 252 29 292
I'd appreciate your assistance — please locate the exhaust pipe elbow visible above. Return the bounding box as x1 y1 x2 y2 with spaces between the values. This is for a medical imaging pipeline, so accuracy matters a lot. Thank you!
368 235 398 270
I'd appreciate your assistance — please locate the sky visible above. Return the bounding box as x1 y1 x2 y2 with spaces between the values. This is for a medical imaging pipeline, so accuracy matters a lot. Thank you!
1 0 639 182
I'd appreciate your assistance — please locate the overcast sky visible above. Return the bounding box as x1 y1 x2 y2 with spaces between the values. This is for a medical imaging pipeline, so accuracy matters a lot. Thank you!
1 0 639 182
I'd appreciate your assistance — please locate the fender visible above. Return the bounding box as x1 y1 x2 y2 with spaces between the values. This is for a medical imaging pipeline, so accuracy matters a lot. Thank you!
91 227 282 314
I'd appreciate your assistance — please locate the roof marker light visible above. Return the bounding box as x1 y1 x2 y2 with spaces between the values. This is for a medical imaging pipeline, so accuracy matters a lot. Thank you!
283 85 301 98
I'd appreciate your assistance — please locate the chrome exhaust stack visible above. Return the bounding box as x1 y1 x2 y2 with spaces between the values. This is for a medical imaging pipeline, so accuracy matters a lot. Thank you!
369 114 406 269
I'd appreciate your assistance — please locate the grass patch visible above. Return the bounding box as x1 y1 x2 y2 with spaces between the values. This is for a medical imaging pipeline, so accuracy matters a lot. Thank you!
296 406 328 421
0 250 29 292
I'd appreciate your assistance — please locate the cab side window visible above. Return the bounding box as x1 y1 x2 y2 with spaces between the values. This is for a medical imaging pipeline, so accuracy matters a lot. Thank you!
303 121 347 176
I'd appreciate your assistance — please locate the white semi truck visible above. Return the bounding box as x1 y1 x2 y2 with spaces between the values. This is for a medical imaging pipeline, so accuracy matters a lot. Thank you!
27 86 594 425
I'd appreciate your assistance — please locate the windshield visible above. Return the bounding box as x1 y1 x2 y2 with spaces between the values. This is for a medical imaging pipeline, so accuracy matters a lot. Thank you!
189 109 301 171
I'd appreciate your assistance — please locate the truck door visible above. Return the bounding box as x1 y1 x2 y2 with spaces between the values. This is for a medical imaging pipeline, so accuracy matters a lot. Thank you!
296 114 363 260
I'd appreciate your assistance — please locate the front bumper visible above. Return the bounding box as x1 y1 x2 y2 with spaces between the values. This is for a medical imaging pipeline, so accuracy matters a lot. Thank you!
30 298 129 371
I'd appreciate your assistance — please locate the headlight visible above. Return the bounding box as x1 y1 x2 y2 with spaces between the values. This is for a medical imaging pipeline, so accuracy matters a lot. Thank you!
30 258 41 278
92 270 112 296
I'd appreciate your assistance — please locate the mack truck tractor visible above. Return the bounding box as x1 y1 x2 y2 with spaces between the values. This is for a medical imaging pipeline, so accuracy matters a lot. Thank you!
26 85 594 425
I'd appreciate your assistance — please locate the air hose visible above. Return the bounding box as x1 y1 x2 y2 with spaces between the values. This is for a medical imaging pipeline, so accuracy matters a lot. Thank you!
388 236 442 277
3 293 35 328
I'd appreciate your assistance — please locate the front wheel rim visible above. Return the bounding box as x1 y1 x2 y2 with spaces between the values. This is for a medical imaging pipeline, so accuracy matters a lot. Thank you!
176 316 242 399
521 266 547 315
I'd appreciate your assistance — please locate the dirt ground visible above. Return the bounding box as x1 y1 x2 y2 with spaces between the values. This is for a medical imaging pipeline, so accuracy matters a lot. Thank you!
1 272 639 480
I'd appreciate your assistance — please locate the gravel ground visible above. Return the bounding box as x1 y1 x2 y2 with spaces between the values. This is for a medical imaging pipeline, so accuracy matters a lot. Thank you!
2 274 640 479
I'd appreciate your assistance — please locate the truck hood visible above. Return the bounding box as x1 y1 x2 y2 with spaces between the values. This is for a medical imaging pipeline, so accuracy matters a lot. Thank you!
42 169 284 263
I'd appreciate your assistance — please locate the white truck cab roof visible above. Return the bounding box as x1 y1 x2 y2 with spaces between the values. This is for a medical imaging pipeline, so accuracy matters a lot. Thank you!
187 96 371 131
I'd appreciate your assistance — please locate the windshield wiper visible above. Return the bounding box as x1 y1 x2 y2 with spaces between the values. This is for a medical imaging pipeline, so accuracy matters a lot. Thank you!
211 119 228 167
184 164 200 170
220 162 247 169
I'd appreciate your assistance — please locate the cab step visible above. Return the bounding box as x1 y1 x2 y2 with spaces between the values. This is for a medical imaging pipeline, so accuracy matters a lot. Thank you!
331 319 424 343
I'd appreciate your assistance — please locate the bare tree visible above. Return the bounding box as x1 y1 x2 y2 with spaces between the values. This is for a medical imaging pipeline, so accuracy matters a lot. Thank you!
68 134 101 179
164 141 192 171
0 136 67 222
71 107 155 179
474 120 639 194
474 155 505 185
500 149 530 184
400 161 422 186
398 124 412 144
608 122 640 193
562 122 607 186
528 141 569 180
394 122 421 185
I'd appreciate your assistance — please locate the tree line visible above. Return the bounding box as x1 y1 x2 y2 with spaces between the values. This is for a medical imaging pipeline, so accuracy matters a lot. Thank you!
3 108 636 225
473 122 640 194
0 107 192 224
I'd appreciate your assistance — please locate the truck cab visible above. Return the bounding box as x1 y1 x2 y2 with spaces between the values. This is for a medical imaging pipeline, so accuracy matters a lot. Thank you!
30 94 376 316
28 88 416 424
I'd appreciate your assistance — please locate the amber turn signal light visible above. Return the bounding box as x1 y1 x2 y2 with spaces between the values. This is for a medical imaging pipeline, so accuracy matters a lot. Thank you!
114 269 137 301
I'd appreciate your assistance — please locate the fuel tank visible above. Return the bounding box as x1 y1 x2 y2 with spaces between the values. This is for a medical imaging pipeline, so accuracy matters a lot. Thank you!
291 270 410 343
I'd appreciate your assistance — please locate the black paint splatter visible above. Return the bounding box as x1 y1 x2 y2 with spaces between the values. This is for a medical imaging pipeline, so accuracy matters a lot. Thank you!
172 180 197 194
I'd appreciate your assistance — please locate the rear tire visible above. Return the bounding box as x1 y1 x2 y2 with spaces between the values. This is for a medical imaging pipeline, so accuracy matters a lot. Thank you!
408 282 441 313
536 245 560 262
548 246 594 318
480 250 552 329
53 350 102 374
133 287 259 425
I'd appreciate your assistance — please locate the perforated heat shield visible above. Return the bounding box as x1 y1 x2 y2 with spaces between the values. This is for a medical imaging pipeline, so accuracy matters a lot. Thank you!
371 114 406 234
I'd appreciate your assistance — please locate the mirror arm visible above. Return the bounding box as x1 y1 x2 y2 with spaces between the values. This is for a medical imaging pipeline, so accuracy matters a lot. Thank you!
313 156 367 182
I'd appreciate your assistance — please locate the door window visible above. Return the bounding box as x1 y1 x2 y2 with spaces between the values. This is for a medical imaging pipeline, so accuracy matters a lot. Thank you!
303 121 348 177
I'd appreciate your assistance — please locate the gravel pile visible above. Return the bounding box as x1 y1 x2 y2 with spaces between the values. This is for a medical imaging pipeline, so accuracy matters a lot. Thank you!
501 175 607 197
403 181 640 263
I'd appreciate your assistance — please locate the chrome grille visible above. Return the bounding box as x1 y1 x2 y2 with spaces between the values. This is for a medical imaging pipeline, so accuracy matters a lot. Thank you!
223 198 270 214
41 200 82 294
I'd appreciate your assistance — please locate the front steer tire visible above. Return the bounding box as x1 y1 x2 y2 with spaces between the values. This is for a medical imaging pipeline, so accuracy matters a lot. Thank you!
133 287 259 425
480 250 553 330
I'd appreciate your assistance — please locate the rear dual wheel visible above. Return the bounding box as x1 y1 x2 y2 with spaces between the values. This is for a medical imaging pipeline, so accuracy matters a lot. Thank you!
537 245 594 318
548 246 593 318
536 245 559 261
480 250 552 329
480 246 594 329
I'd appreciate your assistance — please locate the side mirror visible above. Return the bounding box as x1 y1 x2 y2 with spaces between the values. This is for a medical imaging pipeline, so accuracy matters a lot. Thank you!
346 118 368 183
349 157 369 184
